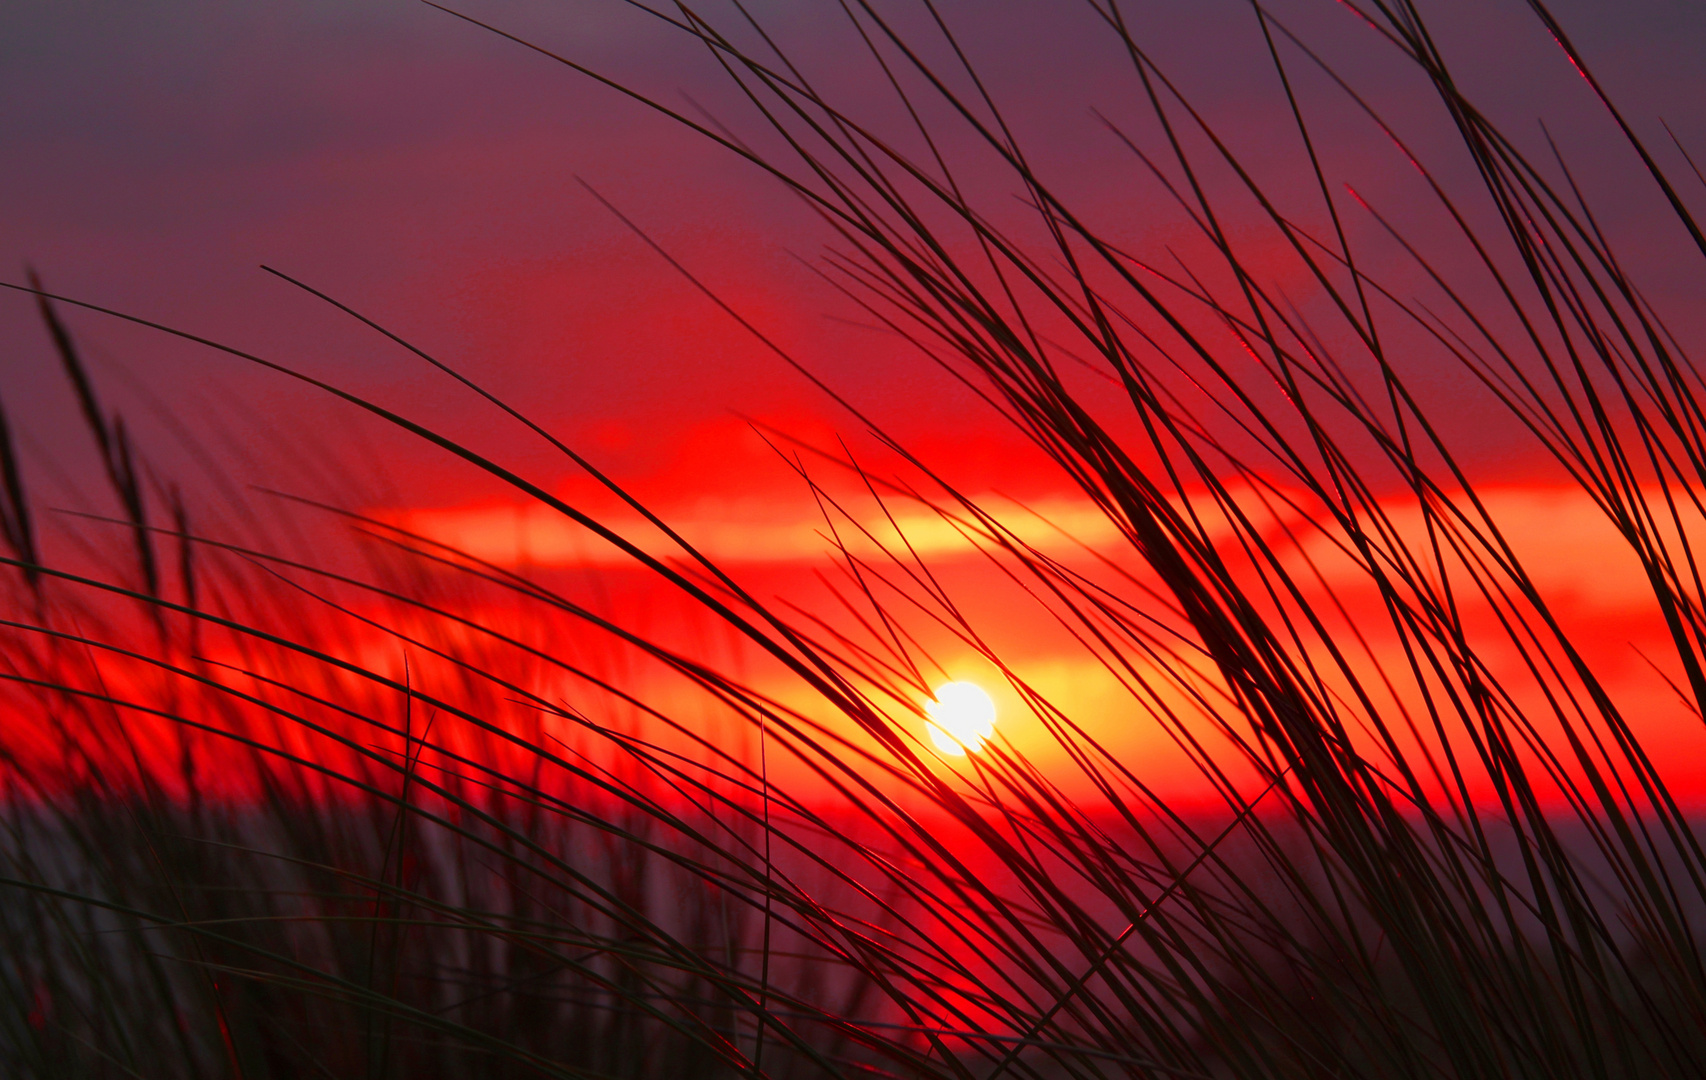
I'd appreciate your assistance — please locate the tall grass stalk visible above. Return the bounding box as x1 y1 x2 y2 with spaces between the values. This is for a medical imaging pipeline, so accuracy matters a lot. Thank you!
4 0 1706 1076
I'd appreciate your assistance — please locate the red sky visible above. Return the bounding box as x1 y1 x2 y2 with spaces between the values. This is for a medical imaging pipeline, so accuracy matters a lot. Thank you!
5 0 1706 808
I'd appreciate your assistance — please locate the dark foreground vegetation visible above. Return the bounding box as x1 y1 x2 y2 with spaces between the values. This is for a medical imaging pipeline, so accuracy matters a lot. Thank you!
5 0 1706 1076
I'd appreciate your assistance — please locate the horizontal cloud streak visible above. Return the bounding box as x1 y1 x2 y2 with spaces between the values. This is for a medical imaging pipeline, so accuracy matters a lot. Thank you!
387 492 1138 566
390 480 1698 619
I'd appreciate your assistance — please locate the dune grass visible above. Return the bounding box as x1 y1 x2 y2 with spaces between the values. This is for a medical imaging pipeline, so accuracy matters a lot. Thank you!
4 0 1706 1076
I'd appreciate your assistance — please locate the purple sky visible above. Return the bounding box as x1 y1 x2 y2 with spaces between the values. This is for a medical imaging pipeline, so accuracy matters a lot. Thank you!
4 0 1705 513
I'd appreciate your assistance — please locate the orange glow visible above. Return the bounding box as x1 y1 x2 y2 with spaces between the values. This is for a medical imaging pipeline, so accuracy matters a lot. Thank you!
358 473 1706 803
8 459 1706 809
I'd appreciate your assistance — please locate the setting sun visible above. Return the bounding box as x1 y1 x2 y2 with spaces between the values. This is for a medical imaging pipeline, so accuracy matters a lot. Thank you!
924 681 998 756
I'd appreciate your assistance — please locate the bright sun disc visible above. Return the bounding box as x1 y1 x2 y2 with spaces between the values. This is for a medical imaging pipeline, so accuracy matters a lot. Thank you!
925 681 997 756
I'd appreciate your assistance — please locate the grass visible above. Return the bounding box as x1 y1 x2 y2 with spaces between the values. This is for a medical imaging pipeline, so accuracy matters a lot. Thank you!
4 0 1706 1076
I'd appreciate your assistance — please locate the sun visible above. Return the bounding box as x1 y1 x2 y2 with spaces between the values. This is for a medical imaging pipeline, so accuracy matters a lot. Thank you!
924 681 997 756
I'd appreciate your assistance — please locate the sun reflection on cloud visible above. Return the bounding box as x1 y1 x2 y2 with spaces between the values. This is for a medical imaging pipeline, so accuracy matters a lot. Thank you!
387 493 1139 568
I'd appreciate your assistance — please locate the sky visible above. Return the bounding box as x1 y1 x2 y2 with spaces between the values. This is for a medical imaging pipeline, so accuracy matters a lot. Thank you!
6 0 1706 806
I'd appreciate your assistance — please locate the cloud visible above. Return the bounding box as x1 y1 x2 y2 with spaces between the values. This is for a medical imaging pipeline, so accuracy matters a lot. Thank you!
1290 484 1706 616
386 490 1138 568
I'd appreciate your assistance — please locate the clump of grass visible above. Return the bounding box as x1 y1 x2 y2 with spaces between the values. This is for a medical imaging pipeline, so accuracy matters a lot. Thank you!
5 0 1706 1077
